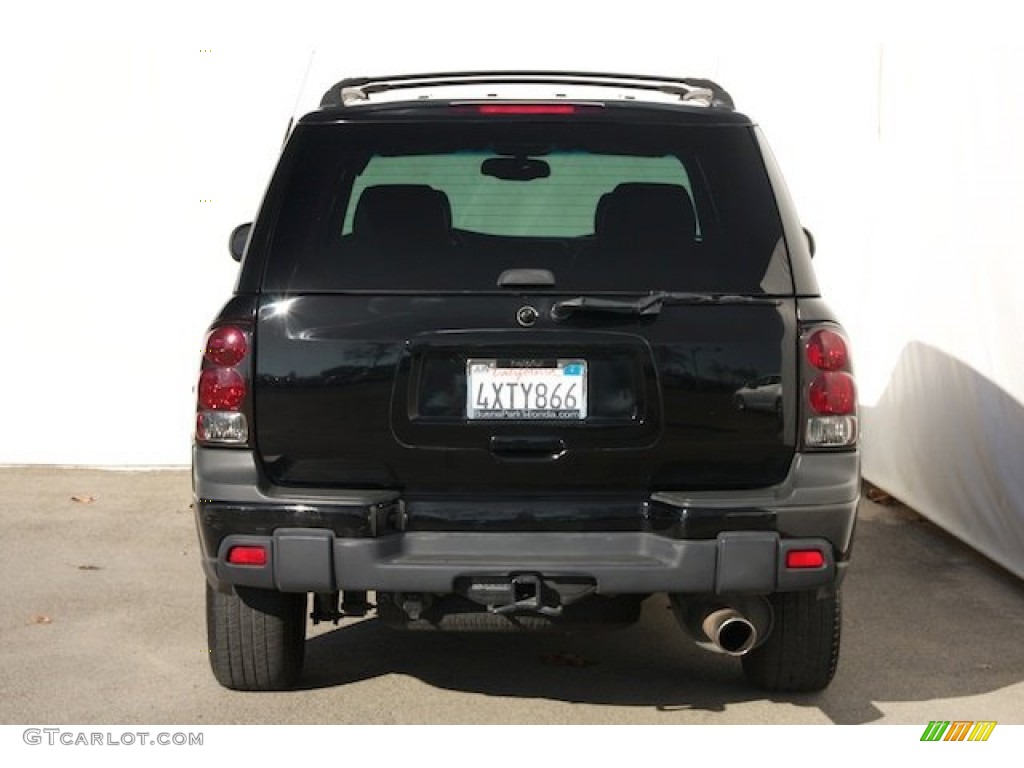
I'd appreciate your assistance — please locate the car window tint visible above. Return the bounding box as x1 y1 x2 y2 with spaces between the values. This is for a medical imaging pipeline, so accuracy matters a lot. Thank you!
342 152 693 238
262 122 788 293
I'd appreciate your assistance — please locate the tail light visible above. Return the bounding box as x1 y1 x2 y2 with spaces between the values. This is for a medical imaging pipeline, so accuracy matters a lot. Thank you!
802 327 857 449
195 324 250 445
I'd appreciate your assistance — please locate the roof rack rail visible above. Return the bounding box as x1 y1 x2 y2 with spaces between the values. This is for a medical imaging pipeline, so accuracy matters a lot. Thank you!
319 71 735 111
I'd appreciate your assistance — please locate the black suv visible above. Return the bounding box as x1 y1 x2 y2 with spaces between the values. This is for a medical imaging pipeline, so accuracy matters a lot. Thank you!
194 72 859 693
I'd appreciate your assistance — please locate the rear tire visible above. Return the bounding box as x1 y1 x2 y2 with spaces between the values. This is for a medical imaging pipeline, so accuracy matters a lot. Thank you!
207 584 306 691
741 588 840 692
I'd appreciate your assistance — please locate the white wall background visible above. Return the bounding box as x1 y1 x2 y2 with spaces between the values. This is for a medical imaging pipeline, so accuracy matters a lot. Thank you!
1 4 1021 574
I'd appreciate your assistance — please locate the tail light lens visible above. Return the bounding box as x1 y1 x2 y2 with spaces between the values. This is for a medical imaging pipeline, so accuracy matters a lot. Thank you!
204 326 248 367
806 329 849 371
803 327 857 449
198 368 246 411
808 372 856 415
195 324 250 445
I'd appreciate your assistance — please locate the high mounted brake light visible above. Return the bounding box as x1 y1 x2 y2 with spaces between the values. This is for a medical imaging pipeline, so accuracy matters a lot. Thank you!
475 104 582 115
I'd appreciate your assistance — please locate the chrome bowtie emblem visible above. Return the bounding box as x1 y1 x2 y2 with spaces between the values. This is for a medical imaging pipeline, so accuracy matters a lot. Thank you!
516 306 539 327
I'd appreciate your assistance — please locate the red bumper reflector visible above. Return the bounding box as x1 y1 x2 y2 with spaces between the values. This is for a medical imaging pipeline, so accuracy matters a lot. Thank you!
786 550 825 569
226 546 267 566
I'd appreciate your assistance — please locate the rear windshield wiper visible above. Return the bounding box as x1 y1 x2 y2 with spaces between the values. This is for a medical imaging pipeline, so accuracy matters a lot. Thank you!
550 292 777 321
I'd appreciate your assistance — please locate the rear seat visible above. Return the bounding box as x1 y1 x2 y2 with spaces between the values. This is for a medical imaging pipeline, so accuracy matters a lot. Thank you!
575 182 699 288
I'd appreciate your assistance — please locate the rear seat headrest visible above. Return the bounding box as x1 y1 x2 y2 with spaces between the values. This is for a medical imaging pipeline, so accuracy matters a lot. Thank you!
595 182 697 247
354 185 452 243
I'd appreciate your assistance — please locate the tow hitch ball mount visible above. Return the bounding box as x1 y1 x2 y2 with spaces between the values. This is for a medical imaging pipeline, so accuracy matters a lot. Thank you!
465 573 564 616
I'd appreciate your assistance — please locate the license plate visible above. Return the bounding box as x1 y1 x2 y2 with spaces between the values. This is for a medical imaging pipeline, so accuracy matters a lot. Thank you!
466 359 587 420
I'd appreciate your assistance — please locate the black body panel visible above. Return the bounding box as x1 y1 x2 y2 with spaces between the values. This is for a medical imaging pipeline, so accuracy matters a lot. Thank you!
253 294 796 492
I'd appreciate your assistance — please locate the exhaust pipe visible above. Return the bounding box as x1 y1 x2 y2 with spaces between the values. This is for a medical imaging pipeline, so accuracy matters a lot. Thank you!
700 608 757 656
669 595 772 656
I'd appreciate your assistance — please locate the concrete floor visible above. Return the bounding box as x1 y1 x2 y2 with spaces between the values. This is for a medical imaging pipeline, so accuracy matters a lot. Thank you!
1 467 1022 725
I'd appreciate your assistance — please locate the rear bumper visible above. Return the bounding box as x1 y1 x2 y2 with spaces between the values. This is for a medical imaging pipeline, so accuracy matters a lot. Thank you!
194 446 858 595
209 528 840 595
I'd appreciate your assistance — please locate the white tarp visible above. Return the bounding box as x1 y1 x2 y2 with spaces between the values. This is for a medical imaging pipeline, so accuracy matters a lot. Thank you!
850 47 1024 579
738 45 1024 579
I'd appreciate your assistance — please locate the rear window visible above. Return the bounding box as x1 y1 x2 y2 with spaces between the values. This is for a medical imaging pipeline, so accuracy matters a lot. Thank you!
262 121 789 293
341 152 695 238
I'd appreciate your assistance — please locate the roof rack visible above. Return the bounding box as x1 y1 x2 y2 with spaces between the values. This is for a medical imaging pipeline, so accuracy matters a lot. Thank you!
319 71 735 111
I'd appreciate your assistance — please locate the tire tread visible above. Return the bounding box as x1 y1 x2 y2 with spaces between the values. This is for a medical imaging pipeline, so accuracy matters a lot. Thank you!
741 588 840 692
207 584 306 691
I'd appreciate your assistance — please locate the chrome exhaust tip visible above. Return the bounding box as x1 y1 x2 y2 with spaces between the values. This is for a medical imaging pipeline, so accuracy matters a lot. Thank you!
669 595 772 656
701 608 757 656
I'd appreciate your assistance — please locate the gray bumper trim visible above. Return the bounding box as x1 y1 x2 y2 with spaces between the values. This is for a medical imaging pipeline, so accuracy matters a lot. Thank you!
651 451 860 509
209 529 836 595
195 447 858 511
652 451 860 556
193 445 400 508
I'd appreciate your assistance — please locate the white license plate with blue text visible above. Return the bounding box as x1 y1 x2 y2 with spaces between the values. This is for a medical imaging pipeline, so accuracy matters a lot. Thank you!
466 359 587 420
